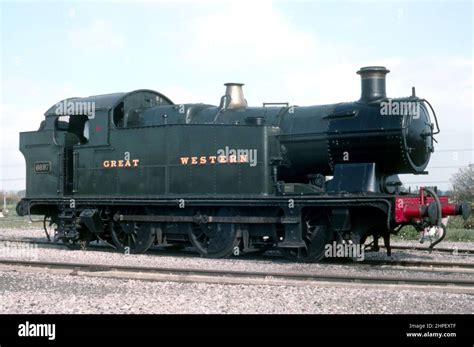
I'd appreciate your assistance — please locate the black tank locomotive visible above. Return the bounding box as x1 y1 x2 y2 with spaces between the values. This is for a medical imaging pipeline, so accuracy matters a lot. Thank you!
16 66 470 262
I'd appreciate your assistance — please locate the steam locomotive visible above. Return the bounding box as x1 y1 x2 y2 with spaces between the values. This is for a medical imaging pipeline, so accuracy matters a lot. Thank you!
16 66 470 262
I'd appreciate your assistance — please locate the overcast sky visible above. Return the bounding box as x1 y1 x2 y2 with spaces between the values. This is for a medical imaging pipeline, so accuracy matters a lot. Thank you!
1 0 472 192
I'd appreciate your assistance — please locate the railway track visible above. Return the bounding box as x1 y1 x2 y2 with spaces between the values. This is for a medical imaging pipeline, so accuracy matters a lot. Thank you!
358 259 474 274
0 258 472 294
1 237 473 270
387 245 474 255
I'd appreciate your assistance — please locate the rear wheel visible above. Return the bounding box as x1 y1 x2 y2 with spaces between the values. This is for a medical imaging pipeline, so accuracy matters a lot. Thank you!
110 220 155 254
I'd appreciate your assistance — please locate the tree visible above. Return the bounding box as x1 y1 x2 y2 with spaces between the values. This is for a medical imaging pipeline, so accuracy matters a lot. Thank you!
450 164 474 229
450 164 474 203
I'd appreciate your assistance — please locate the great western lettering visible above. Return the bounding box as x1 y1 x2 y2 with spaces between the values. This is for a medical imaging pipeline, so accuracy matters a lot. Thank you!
180 147 258 167
103 159 140 168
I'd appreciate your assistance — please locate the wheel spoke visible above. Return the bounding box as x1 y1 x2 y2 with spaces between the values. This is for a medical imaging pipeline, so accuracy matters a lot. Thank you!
110 215 154 254
188 208 239 258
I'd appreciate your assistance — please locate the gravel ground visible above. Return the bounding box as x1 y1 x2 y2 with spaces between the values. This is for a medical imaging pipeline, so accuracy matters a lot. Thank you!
0 269 472 314
0 227 51 241
0 240 472 281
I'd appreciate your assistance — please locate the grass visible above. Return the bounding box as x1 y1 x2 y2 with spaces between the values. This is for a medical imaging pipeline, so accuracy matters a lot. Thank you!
443 229 474 242
394 227 474 242
0 204 43 230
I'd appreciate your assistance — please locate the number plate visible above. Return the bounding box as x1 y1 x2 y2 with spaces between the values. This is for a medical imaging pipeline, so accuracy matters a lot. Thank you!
34 161 51 173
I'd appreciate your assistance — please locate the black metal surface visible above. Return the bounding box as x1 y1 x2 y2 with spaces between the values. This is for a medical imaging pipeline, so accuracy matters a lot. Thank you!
79 209 103 234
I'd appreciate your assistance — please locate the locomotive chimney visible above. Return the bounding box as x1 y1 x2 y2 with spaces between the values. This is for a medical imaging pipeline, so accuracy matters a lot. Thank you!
357 66 390 103
220 83 247 109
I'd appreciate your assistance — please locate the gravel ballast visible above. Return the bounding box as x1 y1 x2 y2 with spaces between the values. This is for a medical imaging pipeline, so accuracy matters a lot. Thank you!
0 269 472 314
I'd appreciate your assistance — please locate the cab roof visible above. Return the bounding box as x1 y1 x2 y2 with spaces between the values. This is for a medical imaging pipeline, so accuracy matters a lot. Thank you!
44 89 173 116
